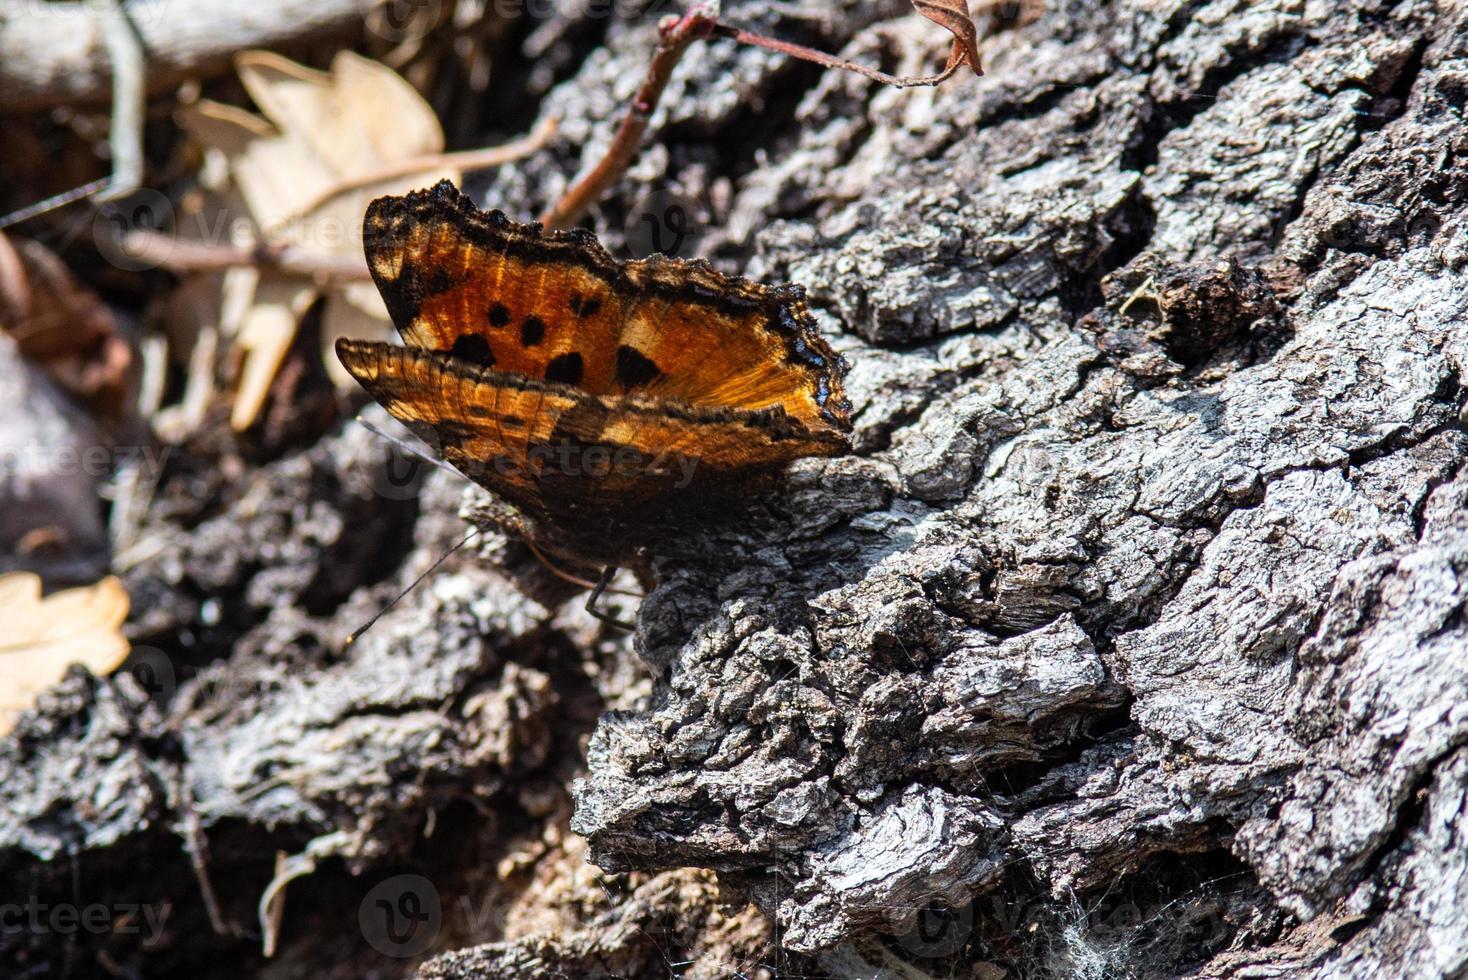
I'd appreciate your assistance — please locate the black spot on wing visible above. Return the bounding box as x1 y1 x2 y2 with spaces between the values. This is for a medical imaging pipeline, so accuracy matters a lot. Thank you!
488 303 511 327
568 293 602 318
378 289 421 333
615 344 661 388
545 352 584 386
425 418 480 445
521 315 546 347
448 334 495 367
375 266 454 334
547 397 609 443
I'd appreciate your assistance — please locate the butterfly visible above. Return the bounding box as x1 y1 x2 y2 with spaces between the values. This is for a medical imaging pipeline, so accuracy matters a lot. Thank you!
336 180 852 588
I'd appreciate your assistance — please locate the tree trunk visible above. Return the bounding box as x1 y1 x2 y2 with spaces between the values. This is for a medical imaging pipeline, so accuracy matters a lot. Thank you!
3 1 1466 977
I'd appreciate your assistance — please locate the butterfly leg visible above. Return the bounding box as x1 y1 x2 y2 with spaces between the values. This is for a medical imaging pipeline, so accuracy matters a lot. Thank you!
586 566 635 631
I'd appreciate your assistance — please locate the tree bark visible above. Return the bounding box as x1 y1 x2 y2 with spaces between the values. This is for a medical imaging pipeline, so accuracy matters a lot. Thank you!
3 0 1467 977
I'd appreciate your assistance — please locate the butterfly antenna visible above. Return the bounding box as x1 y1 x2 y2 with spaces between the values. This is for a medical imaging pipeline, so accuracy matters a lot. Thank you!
355 415 460 478
346 526 482 646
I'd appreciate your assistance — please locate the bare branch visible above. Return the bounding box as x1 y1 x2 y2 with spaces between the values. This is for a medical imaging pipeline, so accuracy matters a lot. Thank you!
117 229 372 280
93 0 147 202
539 8 717 231
0 0 371 110
712 24 962 88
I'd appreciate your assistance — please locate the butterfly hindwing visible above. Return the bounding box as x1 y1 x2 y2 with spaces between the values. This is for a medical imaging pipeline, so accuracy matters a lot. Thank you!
336 339 849 525
336 339 570 516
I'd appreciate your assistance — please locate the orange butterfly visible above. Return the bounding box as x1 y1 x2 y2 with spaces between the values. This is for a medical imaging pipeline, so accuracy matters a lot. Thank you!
337 181 851 607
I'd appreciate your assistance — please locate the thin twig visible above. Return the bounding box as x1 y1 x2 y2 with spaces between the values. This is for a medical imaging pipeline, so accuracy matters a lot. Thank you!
93 0 146 202
0 179 110 231
289 116 559 220
539 7 718 230
116 230 372 280
171 768 236 937
106 118 556 279
539 5 971 229
712 24 961 88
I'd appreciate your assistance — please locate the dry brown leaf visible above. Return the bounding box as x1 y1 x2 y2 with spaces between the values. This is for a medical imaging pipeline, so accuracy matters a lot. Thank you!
231 278 318 431
0 233 135 420
174 50 459 431
912 0 984 75
0 572 131 735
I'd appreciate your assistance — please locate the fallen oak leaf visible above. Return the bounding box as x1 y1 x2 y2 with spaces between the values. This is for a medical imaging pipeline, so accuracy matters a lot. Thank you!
175 50 461 431
0 572 131 736
912 0 984 75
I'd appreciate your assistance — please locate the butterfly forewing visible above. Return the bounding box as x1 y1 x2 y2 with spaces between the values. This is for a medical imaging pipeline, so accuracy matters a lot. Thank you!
361 181 853 434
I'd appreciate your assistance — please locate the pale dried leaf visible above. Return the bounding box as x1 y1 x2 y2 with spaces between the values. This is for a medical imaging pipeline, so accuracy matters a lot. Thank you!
177 50 460 429
0 572 130 735
176 100 277 158
320 282 394 391
178 100 326 232
230 277 316 431
237 51 446 178
156 275 226 439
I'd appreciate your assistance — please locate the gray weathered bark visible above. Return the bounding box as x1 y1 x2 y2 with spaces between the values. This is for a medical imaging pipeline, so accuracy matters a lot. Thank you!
3 0 1467 977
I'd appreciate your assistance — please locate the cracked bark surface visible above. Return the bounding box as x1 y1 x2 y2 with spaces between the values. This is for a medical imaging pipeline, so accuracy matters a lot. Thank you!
3 1 1467 977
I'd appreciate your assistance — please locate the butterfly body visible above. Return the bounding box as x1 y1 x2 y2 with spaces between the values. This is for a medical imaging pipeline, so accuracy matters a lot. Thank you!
337 181 852 563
